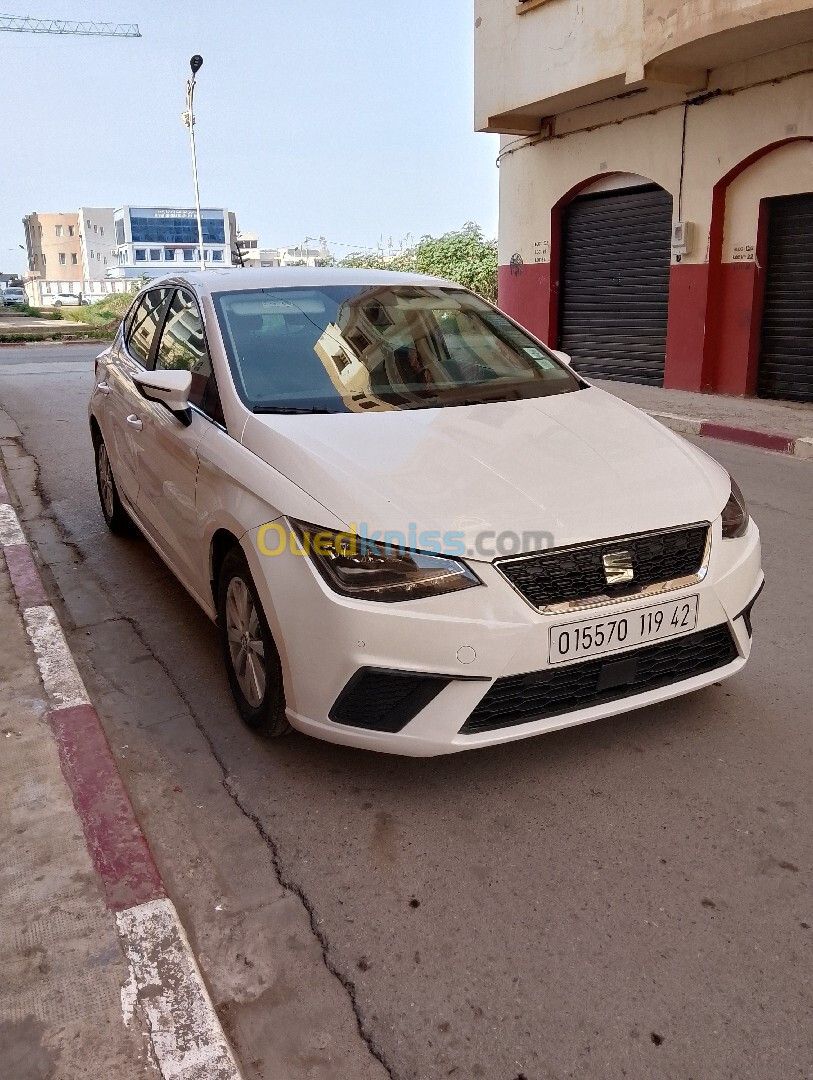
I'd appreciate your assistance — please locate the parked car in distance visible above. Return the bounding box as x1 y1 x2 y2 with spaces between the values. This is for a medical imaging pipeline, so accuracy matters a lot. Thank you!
44 293 87 307
2 287 26 306
89 268 763 756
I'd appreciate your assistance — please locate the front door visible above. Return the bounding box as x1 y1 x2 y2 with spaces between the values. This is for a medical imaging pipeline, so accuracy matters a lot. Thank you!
134 287 222 604
100 287 172 507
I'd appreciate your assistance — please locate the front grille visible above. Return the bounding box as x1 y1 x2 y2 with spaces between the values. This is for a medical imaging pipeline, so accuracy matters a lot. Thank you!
460 624 738 735
329 668 451 733
496 524 709 611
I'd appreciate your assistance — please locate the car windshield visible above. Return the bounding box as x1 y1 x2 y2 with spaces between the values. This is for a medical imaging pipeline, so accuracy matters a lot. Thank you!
212 284 582 413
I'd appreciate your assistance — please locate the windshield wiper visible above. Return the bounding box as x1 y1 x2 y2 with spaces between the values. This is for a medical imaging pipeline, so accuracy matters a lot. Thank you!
252 406 334 415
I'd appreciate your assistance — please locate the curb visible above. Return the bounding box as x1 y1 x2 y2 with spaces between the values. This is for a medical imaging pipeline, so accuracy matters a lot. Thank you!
0 338 110 348
0 474 242 1080
647 411 813 460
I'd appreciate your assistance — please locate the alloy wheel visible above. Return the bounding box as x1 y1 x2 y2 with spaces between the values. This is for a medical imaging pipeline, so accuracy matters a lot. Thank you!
97 441 115 521
225 576 266 708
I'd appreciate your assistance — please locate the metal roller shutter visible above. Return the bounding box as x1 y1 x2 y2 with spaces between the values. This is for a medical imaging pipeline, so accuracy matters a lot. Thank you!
559 185 672 386
758 193 813 403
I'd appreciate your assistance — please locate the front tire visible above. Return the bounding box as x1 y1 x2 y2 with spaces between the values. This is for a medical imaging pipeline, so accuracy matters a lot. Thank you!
218 548 290 738
93 431 133 535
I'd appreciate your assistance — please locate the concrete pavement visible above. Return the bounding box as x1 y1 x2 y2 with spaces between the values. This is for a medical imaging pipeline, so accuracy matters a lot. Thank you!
1 343 812 1080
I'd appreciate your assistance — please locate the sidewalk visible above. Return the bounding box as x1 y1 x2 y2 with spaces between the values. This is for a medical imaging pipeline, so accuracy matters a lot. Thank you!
0 482 242 1080
0 552 158 1077
593 379 813 459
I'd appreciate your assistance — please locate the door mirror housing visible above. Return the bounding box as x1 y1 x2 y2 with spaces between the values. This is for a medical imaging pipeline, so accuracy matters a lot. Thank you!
132 369 192 418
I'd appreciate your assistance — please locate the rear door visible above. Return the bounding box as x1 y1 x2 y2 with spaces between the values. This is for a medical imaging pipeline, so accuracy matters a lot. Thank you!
134 287 223 603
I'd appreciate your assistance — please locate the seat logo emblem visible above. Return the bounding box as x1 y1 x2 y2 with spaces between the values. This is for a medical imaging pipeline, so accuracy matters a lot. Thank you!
603 550 634 585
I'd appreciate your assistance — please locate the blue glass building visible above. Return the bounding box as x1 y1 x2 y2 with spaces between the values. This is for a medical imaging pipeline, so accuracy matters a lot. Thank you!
109 206 234 278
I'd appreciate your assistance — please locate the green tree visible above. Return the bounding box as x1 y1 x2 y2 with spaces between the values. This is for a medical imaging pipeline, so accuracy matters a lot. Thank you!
339 223 497 302
414 223 497 303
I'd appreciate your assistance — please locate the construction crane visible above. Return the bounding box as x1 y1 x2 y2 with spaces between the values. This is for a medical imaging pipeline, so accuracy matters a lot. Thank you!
0 13 141 37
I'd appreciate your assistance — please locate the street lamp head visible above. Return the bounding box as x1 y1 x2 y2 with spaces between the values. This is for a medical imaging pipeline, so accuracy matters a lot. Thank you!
190 54 203 75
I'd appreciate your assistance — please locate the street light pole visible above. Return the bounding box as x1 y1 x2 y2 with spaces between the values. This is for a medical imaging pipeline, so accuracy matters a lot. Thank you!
183 55 206 271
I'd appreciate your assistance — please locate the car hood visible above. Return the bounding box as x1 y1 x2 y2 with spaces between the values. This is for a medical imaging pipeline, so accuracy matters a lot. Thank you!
241 387 730 556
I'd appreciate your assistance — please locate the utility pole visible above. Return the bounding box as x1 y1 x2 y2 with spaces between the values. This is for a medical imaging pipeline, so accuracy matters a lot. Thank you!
182 55 206 271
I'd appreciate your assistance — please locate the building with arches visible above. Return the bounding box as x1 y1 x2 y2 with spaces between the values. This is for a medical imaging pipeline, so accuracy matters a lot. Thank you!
475 0 813 401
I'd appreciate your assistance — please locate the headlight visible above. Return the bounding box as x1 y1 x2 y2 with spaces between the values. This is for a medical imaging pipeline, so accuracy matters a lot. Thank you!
288 519 481 602
721 477 749 539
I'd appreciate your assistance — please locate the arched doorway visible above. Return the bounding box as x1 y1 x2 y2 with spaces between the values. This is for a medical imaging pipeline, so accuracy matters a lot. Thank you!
558 180 673 386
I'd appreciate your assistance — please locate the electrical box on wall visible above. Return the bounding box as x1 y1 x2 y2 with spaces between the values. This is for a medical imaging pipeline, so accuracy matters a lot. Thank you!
671 221 694 257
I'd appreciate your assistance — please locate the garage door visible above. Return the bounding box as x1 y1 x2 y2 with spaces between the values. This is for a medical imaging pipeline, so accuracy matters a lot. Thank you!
758 193 813 402
559 185 672 386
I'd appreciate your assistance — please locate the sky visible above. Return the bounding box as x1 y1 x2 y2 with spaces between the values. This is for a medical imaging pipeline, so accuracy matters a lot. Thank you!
0 0 498 271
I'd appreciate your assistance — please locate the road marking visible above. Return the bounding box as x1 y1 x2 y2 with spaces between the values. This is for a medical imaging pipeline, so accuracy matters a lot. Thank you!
0 362 93 375
23 604 90 709
117 898 242 1080
0 503 25 545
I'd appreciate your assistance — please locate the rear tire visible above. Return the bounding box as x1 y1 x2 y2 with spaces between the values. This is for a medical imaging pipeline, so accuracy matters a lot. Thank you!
218 547 291 738
93 431 133 535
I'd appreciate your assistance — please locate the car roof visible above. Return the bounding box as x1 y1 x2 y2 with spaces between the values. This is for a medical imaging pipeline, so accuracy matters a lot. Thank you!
148 266 463 297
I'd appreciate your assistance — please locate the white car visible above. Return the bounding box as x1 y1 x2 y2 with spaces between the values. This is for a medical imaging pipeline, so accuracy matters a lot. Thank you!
88 269 763 756
46 293 86 307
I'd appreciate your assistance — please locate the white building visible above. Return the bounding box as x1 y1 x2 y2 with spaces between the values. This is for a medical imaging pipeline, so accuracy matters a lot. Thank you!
78 207 116 280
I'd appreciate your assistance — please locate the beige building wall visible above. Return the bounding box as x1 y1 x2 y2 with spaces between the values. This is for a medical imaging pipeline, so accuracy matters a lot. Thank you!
496 47 813 269
23 212 82 282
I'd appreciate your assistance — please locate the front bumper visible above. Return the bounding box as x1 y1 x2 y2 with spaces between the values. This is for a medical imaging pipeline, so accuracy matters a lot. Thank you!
244 518 763 756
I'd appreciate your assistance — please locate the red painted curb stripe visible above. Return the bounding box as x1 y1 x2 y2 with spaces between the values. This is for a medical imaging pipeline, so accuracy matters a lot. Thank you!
3 543 48 610
48 704 166 911
699 422 795 454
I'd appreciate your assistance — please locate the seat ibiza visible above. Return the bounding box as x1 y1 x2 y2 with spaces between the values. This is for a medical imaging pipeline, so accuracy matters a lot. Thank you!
89 269 762 755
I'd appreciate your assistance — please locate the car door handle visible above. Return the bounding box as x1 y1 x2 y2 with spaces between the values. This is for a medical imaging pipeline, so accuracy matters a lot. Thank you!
96 380 110 394
126 414 143 431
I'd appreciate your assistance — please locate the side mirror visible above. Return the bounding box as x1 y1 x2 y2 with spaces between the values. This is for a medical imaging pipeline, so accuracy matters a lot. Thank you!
552 349 573 367
132 369 192 418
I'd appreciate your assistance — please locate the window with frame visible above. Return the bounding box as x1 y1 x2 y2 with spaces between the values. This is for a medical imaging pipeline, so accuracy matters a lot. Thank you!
154 290 223 421
69 225 75 237
135 249 147 262
55 225 63 237
126 289 171 366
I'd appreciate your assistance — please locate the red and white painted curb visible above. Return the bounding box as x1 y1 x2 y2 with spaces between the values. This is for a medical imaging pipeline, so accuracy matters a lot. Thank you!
648 410 813 460
0 475 242 1080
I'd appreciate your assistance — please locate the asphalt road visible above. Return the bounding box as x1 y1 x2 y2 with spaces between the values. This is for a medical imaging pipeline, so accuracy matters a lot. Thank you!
1 343 811 1080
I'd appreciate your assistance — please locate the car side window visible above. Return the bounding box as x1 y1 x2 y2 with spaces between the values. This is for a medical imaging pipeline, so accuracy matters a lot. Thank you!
154 289 224 423
126 289 171 367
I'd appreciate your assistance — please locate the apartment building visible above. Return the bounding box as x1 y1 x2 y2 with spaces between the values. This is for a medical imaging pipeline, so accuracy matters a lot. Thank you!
22 212 82 282
78 207 116 279
22 209 115 284
475 0 813 401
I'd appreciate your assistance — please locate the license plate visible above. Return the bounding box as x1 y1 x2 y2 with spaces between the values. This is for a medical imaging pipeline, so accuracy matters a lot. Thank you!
549 595 700 665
